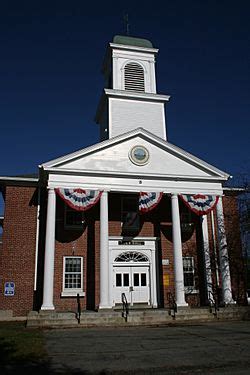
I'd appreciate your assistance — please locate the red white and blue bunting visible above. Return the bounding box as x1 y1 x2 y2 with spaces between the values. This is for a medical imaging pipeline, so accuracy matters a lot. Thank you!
179 194 219 216
139 192 163 213
56 188 103 211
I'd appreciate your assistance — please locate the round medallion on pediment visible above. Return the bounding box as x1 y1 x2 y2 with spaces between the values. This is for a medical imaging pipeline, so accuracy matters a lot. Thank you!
129 145 149 166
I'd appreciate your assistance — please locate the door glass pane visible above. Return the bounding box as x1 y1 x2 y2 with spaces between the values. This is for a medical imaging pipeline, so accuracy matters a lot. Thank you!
141 273 147 286
134 273 139 286
116 274 122 287
123 273 129 286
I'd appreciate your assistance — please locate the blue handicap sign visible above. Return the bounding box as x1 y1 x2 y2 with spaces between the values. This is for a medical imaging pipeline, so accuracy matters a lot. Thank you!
4 282 15 296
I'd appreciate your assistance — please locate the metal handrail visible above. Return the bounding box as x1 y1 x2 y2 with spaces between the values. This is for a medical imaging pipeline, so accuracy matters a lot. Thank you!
208 290 219 317
167 292 177 319
76 293 81 324
121 292 129 322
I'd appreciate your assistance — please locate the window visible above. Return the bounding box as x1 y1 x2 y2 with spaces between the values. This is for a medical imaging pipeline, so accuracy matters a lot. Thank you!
183 257 195 290
62 257 84 297
114 251 149 262
116 273 129 287
64 204 85 229
121 196 140 233
124 62 145 92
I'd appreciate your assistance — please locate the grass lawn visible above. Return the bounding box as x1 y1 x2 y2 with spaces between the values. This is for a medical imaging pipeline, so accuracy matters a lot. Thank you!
0 321 50 374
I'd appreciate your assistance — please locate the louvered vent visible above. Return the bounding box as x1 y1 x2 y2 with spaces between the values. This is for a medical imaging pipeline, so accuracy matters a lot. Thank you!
124 63 145 92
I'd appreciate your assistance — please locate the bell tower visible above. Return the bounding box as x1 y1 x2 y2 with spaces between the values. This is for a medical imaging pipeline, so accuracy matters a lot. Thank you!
95 35 170 141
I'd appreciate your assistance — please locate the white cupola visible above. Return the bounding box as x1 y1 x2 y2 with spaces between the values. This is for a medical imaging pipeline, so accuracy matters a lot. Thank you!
95 35 170 141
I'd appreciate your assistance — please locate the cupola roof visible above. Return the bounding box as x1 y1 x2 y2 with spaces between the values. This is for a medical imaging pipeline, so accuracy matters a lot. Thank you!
113 35 154 48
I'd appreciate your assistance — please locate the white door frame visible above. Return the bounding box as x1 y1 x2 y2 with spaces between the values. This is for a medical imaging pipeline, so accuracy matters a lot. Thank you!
109 236 158 308
113 264 151 305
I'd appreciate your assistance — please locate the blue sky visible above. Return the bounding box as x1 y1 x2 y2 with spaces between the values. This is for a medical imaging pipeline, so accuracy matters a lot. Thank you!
0 0 249 213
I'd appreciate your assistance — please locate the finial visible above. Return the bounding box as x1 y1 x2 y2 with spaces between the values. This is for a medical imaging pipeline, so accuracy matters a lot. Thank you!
123 14 130 36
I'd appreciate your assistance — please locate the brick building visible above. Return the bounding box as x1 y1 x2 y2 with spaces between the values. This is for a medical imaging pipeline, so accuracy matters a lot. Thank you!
0 35 247 317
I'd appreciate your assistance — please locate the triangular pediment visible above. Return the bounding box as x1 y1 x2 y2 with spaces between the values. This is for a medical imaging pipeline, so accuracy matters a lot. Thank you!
41 128 229 181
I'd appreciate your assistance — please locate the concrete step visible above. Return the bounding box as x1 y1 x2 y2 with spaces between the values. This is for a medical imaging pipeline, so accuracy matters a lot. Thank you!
26 310 79 328
25 306 250 328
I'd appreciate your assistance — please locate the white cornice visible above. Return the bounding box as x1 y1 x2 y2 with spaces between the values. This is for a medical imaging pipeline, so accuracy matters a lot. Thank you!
104 89 170 102
0 176 38 183
44 167 228 182
110 43 159 54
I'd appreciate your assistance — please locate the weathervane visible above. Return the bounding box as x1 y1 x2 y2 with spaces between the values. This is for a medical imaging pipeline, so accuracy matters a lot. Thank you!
123 14 130 36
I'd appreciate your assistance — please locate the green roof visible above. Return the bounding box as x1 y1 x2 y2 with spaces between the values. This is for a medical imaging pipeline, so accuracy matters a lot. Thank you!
113 35 154 48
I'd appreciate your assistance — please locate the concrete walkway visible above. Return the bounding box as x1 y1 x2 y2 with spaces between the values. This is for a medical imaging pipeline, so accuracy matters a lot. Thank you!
43 320 250 374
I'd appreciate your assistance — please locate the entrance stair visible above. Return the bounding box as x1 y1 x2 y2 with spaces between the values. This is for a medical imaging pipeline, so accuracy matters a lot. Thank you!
26 305 250 328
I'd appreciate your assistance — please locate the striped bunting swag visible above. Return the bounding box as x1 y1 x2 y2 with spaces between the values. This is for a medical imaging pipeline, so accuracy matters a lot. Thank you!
179 194 219 216
139 192 163 213
56 188 103 211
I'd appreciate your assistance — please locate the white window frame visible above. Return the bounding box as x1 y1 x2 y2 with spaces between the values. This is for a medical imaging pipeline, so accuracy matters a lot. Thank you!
61 256 85 297
183 256 198 294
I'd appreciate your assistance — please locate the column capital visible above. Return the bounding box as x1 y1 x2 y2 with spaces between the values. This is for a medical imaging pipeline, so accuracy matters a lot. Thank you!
47 187 55 193
171 193 178 199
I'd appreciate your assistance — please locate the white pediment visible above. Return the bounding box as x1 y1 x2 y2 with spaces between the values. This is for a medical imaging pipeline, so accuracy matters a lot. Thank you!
41 128 229 181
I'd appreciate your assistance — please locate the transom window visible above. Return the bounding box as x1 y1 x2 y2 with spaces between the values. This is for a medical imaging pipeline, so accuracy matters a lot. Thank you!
62 257 84 296
124 62 145 92
115 251 149 262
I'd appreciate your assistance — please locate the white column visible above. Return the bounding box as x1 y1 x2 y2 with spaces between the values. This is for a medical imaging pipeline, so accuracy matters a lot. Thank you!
201 215 214 303
216 196 234 304
41 188 56 310
99 191 111 309
211 210 220 288
171 194 188 307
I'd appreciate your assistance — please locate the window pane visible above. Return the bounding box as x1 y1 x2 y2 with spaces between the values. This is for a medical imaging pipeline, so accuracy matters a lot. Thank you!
133 273 139 286
184 273 194 287
141 273 147 286
123 273 129 286
65 206 84 227
65 258 81 273
116 274 122 287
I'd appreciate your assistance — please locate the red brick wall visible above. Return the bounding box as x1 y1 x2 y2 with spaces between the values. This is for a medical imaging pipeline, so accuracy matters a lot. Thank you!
0 186 38 316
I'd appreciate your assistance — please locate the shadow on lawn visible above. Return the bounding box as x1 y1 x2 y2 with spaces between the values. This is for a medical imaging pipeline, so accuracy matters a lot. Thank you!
0 322 90 374
0 337 52 374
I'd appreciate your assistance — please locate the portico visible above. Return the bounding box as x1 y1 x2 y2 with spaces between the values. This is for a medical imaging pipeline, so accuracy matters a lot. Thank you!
40 176 233 312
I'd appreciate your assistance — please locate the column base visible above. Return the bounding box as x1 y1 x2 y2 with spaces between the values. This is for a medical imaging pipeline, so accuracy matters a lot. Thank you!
224 300 236 305
177 302 189 308
40 305 55 311
98 305 113 310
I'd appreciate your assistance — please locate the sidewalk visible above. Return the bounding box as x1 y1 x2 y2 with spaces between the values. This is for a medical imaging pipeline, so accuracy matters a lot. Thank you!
43 320 250 374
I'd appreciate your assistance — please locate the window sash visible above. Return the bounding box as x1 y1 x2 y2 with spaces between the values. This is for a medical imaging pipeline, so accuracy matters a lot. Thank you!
64 204 85 229
63 257 83 292
121 196 140 232
183 257 195 288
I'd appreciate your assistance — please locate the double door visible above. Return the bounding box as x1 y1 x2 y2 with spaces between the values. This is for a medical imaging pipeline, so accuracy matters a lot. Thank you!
113 265 150 305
